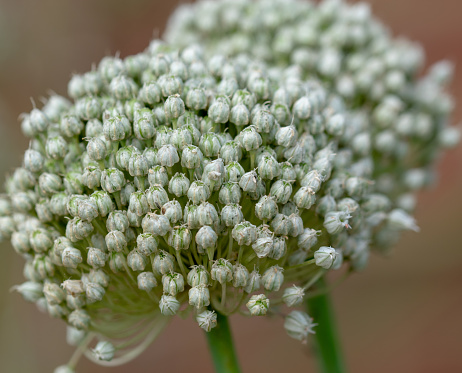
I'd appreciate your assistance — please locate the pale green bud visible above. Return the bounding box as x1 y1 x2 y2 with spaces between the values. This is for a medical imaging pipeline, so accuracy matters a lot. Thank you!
168 173 190 197
246 294 269 316
161 200 183 224
238 126 262 151
142 212 171 236
128 191 149 217
61 279 85 296
283 285 305 307
196 225 218 254
252 237 273 259
255 196 278 221
101 168 125 193
62 247 83 268
188 285 210 309
284 310 316 343
13 281 43 302
221 204 243 227
146 184 169 210
323 211 351 234
262 265 284 292
158 144 180 167
82 166 102 189
316 195 337 216
197 202 219 227
92 341 115 361
136 233 158 256
196 310 217 332
152 250 175 276
181 145 204 169
162 272 185 296
239 171 258 193
168 226 191 251
148 166 169 187
232 263 249 288
85 282 105 304
164 94 185 119
159 295 180 315
138 272 158 291
211 258 233 284
293 187 316 210
314 246 337 269
186 88 207 111
105 230 128 254
106 211 129 232
68 309 91 330
200 133 222 157
87 247 107 269
387 209 419 232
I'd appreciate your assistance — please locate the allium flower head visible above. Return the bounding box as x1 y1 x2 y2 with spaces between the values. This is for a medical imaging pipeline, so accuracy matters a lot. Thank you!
1 0 459 369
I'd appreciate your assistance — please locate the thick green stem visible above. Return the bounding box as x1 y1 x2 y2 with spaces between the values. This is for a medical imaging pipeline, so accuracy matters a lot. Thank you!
306 277 347 373
205 312 241 373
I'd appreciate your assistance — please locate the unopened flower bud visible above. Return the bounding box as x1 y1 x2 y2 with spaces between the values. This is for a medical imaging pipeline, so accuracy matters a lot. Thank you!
92 341 115 361
283 286 305 307
284 310 316 343
262 265 284 292
314 246 337 269
246 294 269 316
162 272 185 296
137 272 158 291
196 310 217 332
159 295 180 315
188 285 210 309
152 250 175 275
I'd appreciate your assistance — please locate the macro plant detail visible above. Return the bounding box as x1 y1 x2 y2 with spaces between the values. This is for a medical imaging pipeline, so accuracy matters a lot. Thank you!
1 0 459 372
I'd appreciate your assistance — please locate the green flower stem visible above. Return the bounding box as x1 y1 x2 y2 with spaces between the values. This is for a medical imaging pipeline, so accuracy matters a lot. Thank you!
305 276 347 373
205 312 241 373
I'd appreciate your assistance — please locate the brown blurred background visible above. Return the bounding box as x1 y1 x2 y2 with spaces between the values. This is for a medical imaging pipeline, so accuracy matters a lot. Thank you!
0 1 461 372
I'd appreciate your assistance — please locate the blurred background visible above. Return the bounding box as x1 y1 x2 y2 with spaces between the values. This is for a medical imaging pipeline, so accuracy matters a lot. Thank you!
0 0 461 372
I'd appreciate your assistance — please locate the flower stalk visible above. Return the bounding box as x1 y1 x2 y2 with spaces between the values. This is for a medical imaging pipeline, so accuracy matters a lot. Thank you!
306 276 346 373
205 312 241 373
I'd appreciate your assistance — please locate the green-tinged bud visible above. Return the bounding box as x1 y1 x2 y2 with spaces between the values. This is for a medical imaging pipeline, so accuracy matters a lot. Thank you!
238 126 262 151
146 184 169 210
255 196 278 222
293 187 316 210
128 154 149 177
61 279 85 296
314 246 337 269
187 265 210 287
66 326 86 346
158 144 180 168
85 282 105 304
105 230 127 253
195 225 218 255
82 166 102 190
208 98 230 123
284 310 316 343
186 88 207 111
246 294 269 316
188 285 210 309
32 254 55 279
136 233 158 256
211 258 233 284
239 171 258 193
106 211 129 232
109 75 138 100
187 181 211 205
87 247 107 269
252 237 273 259
196 310 217 332
220 141 242 165
164 94 185 119
168 226 191 251
197 202 219 227
387 209 419 232
148 166 169 187
244 269 261 294
13 281 43 302
324 211 351 234
160 200 182 224
62 247 83 268
268 236 287 260
138 272 158 291
298 228 319 251
66 294 86 310
101 168 125 193
181 145 203 169
232 221 257 247
258 156 281 180
218 182 240 204
270 214 292 236
168 173 190 197
88 269 109 287
43 282 66 305
300 170 323 192
142 212 171 236
200 133 222 157
92 341 115 361
162 272 185 296
128 191 149 216
86 137 107 161
68 309 91 330
221 204 243 227
60 115 84 138
159 295 180 316
262 265 284 292
232 263 249 288
152 250 175 275
39 173 63 195
30 228 53 253
127 249 147 271
45 136 68 160
283 285 305 307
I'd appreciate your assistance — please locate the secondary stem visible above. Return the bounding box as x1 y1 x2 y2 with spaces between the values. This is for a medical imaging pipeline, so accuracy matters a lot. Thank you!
205 312 241 373
305 276 347 373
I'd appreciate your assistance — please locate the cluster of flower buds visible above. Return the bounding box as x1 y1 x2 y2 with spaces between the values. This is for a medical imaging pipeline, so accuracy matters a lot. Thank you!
1 1 458 371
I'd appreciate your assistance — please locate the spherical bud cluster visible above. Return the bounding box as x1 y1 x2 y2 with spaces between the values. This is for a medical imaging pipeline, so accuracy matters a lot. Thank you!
4 9 458 368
